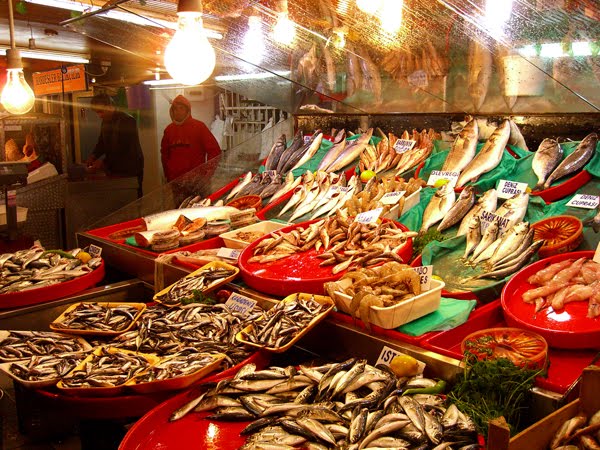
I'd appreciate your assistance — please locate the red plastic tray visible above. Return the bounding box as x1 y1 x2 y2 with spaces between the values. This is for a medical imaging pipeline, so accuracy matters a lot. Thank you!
421 299 599 394
238 219 413 297
501 250 599 350
410 255 478 301
531 170 592 203
0 261 105 310
34 351 270 420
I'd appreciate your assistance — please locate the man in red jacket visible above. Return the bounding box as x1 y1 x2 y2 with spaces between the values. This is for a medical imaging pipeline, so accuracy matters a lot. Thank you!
160 95 222 184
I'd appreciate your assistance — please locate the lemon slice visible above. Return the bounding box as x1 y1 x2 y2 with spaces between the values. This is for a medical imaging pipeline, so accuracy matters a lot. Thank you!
434 179 450 188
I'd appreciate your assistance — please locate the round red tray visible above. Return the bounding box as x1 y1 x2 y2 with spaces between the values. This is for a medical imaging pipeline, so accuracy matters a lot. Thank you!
501 250 599 349
238 219 413 297
531 170 592 203
0 261 105 310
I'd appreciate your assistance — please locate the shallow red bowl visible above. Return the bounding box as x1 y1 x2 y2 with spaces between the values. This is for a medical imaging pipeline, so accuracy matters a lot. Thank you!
531 170 592 203
239 218 412 297
501 250 599 349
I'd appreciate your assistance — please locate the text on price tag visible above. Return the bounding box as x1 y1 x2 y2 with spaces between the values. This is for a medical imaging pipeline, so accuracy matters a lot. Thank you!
356 207 383 224
217 247 241 260
376 346 404 367
407 70 428 89
225 293 257 316
88 244 103 258
566 194 600 209
479 210 512 234
427 171 460 188
380 191 406 205
412 265 433 291
497 180 529 199
393 139 417 154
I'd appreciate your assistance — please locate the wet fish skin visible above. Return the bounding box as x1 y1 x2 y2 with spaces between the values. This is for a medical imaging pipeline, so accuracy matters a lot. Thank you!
264 135 288 172
318 130 347 171
487 221 530 268
532 138 563 190
275 131 304 174
544 133 597 189
420 183 456 233
474 240 544 280
437 186 476 232
457 188 498 236
442 119 478 173
495 192 529 228
327 129 374 173
463 215 482 259
469 220 499 264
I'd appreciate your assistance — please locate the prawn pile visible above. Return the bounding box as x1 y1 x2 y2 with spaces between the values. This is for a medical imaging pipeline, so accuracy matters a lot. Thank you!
324 262 421 330
522 257 600 318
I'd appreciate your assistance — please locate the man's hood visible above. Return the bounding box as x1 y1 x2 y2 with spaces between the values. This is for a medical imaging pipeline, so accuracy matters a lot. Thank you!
170 95 191 124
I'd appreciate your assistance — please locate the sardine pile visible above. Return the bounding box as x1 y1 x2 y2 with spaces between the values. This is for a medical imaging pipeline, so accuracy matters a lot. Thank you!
133 350 222 383
170 360 479 449
240 295 330 349
61 347 151 388
249 214 416 275
111 304 257 367
0 331 89 361
549 409 600 450
8 353 84 383
52 303 140 332
155 267 237 306
0 246 102 294
523 257 600 317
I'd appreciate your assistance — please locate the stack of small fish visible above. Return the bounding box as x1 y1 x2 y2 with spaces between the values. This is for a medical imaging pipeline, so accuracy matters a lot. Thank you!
111 304 259 367
0 246 101 294
240 296 329 349
549 409 600 450
133 350 223 384
0 331 89 361
52 303 140 332
155 266 237 306
523 257 600 317
60 347 151 388
7 353 85 383
249 213 416 275
170 360 479 449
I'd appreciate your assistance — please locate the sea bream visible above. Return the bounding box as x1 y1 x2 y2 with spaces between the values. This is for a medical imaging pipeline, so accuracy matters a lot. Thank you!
441 118 478 173
457 188 498 236
457 120 511 188
420 183 456 233
532 138 563 190
544 132 597 189
144 206 239 231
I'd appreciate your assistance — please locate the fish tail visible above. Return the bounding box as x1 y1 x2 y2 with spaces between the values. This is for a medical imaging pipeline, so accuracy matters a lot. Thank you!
532 180 545 192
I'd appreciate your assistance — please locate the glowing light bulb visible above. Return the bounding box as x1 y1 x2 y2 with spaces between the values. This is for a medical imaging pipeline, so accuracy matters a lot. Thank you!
356 0 383 15
164 12 215 85
379 0 403 34
242 15 265 65
1 50 35 115
483 0 513 39
273 12 296 46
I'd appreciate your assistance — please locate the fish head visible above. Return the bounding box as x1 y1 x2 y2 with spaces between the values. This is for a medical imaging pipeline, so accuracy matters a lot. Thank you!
437 183 454 196
581 132 598 149
460 186 476 200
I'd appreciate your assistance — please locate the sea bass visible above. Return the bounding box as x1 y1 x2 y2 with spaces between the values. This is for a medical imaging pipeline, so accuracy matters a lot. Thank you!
442 118 478 173
457 120 511 188
437 186 476 232
420 183 456 233
327 129 374 173
544 133 597 189
318 130 347 171
532 138 563 190
226 172 253 201
290 132 323 171
144 207 239 231
457 188 498 236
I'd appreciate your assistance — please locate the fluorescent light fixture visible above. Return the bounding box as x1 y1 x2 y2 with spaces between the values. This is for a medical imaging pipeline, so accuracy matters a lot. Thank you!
0 47 89 63
540 43 565 58
214 71 290 82
572 41 592 56
518 44 538 57
143 78 182 86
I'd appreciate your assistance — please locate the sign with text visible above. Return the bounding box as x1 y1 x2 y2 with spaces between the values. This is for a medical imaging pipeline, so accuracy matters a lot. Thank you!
217 247 241 260
356 207 383 224
225 293 257 316
88 244 103 258
393 139 417 154
427 171 460 188
380 191 406 205
480 210 513 234
32 64 87 96
497 180 529 199
376 346 403 367
566 194 599 210
412 265 433 291
407 70 428 88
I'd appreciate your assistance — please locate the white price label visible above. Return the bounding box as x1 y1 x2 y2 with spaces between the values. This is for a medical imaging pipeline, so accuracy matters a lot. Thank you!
324 185 351 200
264 170 277 177
376 346 403 367
217 247 241 260
497 180 529 199
407 70 428 88
380 191 406 206
393 139 417 154
479 210 513 234
303 135 311 144
566 194 600 210
356 207 383 224
88 244 102 258
427 171 460 189
412 265 433 291
225 293 257 316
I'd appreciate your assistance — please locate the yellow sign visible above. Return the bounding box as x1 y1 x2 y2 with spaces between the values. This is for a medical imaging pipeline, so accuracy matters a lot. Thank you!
32 64 87 96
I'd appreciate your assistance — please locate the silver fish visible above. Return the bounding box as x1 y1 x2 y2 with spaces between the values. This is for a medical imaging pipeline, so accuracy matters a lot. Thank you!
474 240 544 279
544 133 597 189
463 215 482 259
318 130 347 171
264 135 288 172
469 220 499 264
398 396 425 433
493 228 534 268
442 118 478 173
487 221 530 268
327 129 374 173
532 138 563 190
276 131 304 174
437 186 476 232
508 119 529 152
420 183 456 233
290 132 324 172
457 188 498 236
495 192 529 227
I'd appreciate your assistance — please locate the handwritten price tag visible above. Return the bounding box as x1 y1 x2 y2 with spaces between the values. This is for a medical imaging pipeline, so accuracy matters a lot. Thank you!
225 293 257 316
380 191 406 206
427 170 460 188
412 265 433 291
303 135 311 144
88 244 103 258
407 69 428 88
356 207 383 224
217 247 241 260
566 194 599 209
497 179 529 199
393 139 417 154
479 210 512 234
376 346 403 367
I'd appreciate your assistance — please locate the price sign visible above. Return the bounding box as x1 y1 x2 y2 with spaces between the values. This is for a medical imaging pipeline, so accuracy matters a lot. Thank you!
407 69 428 88
412 265 433 291
497 180 529 199
393 139 417 154
356 207 383 224
325 185 351 200
88 244 103 258
376 346 403 367
225 293 257 316
303 135 311 144
479 210 512 234
264 170 277 177
380 191 406 206
427 171 460 189
217 247 241 260
566 194 600 209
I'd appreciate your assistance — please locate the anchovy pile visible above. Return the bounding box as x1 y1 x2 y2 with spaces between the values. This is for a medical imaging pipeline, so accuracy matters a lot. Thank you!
111 304 259 367
61 347 151 388
0 246 102 294
0 331 89 361
8 353 84 382
134 350 222 383
170 360 479 449
52 303 140 332
240 295 330 349
155 267 237 306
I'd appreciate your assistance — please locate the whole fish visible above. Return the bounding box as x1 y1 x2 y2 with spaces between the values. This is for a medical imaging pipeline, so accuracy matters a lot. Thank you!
144 207 239 231
346 44 362 98
469 220 499 264
268 172 300 205
437 186 476 232
532 138 563 190
280 132 320 174
457 188 498 236
468 39 493 111
276 131 304 174
442 118 478 173
318 130 347 171
357 47 382 105
463 215 482 259
226 172 253 201
264 135 288 172
486 221 530 268
327 129 374 173
235 173 263 198
457 120 511 188
297 44 318 88
475 240 544 279
508 119 529 152
290 132 323 171
544 133 597 189
493 228 534 268
492 237 542 272
259 173 284 199
420 183 456 233
495 192 529 227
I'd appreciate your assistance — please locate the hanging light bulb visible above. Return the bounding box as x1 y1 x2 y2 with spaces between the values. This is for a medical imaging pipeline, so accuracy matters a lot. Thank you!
330 27 348 50
483 0 513 39
356 0 383 15
379 0 403 34
1 0 35 115
242 15 265 65
273 0 296 46
164 0 216 86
